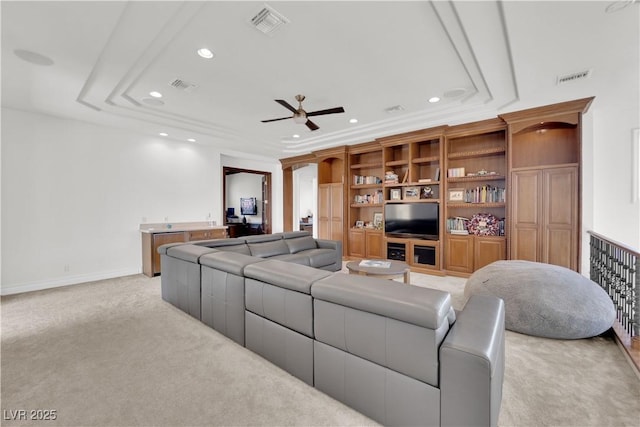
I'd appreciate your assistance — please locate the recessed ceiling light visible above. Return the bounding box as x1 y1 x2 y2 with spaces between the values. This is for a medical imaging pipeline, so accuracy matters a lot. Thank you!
159 132 168 137
187 138 196 142
349 118 358 124
293 134 300 138
197 48 214 59
428 97 441 103
149 91 162 98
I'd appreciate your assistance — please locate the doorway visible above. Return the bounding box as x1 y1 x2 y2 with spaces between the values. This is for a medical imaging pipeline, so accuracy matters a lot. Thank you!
223 167 272 236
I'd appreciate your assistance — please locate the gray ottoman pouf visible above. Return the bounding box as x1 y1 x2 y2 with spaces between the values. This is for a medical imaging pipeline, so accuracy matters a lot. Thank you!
464 260 615 339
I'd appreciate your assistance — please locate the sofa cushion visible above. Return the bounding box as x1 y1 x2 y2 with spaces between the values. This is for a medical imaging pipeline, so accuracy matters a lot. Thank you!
248 239 290 258
304 248 338 268
199 251 264 275
245 259 332 294
282 231 311 239
285 236 318 254
271 253 311 266
166 245 218 263
313 273 453 330
244 234 283 243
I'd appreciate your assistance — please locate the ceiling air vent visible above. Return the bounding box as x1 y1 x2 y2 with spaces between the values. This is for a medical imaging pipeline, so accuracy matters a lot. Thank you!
169 78 198 93
249 5 290 36
557 69 592 85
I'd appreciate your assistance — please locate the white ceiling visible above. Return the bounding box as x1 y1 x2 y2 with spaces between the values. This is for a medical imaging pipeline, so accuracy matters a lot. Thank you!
2 1 638 160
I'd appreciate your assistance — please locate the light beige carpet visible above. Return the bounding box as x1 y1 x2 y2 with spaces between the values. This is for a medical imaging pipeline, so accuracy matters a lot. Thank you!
1 269 639 427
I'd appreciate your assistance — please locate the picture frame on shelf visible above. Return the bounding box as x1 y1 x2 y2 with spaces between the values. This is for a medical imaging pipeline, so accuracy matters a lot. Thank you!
390 188 402 200
355 220 364 228
448 188 465 202
373 212 383 228
403 186 420 200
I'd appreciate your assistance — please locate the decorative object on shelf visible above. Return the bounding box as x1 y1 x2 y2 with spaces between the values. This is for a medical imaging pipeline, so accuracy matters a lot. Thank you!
403 186 420 200
447 167 465 178
448 188 465 202
355 220 364 228
468 213 499 236
354 175 382 185
418 178 432 183
384 170 398 183
401 169 409 183
434 167 440 181
447 216 470 234
353 190 383 204
464 185 505 203
421 186 433 199
390 188 402 200
373 212 383 229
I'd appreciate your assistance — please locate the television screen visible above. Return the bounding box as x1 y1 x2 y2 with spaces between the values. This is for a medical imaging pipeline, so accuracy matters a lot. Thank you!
384 202 439 240
240 197 258 215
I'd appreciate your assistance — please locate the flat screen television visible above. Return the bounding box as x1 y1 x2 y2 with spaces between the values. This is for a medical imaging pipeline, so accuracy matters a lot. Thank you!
240 197 258 215
384 202 439 240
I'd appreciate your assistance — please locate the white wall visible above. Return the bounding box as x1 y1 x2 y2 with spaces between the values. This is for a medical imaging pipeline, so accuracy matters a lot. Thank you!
1 108 226 294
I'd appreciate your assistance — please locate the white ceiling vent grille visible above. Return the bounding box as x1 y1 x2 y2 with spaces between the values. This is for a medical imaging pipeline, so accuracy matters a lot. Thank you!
557 69 592 85
169 79 198 93
249 5 290 35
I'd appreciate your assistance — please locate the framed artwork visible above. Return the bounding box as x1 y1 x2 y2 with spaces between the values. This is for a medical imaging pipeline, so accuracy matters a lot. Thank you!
355 220 364 228
390 188 402 200
373 212 383 228
448 188 465 202
403 186 420 200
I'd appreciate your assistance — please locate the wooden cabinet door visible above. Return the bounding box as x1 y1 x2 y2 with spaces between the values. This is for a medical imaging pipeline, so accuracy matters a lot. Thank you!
329 183 344 242
317 184 332 240
474 236 506 270
348 229 365 258
445 235 474 273
543 167 578 270
365 230 384 259
151 232 185 276
510 170 542 262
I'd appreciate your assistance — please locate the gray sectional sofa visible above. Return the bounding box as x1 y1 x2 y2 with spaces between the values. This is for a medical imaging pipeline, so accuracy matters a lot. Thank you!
158 231 505 427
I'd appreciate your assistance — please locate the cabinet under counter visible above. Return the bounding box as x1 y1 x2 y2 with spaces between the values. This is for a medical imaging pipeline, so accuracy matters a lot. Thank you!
140 222 228 277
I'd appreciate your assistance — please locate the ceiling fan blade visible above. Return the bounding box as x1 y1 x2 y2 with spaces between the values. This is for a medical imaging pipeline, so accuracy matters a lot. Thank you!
261 116 292 123
306 120 319 131
306 106 345 117
275 99 298 114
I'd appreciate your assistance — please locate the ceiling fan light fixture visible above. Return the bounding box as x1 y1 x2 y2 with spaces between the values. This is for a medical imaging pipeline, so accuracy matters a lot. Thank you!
293 114 307 124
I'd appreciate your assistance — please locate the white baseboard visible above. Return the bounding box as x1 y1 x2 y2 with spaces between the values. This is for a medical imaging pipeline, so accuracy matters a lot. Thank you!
0 268 143 296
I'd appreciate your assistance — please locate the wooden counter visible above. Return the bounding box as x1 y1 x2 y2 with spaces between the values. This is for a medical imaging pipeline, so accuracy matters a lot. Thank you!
140 222 228 277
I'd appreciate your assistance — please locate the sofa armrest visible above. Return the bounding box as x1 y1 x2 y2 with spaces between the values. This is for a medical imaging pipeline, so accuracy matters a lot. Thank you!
316 239 342 254
157 242 186 255
440 295 505 427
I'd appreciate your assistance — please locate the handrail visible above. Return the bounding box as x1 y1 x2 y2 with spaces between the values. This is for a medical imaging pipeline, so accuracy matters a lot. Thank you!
587 230 640 258
588 230 639 374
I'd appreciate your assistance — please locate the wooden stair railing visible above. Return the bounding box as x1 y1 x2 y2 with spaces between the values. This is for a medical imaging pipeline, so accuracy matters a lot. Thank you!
588 230 640 374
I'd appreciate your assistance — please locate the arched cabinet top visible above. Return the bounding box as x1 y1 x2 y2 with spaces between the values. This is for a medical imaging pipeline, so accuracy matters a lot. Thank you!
499 97 594 134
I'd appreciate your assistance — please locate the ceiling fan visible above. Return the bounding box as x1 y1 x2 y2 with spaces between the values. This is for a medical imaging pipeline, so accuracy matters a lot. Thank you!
261 94 345 131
